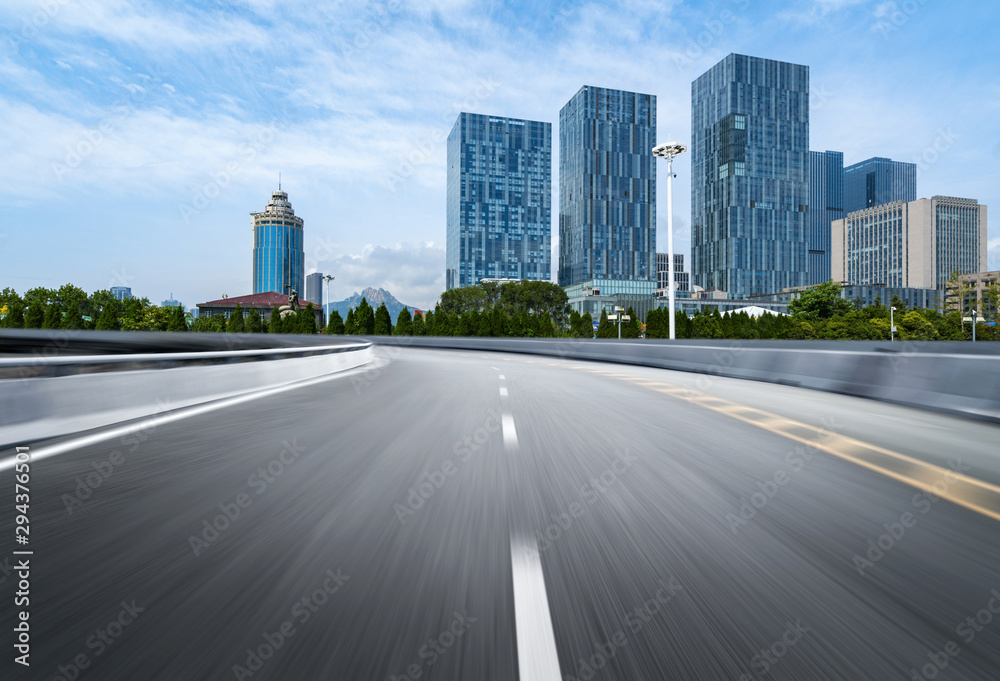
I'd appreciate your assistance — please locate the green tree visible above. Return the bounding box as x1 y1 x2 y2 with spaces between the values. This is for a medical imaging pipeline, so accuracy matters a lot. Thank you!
166 306 188 332
578 312 594 338
269 308 283 334
787 281 853 320
327 310 345 334
23 299 44 328
58 284 89 329
394 307 412 335
344 308 356 334
411 310 426 336
297 303 318 334
596 309 615 338
227 304 245 333
373 302 392 335
245 307 263 333
644 308 665 339
42 301 63 329
0 288 24 328
621 307 640 339
354 298 375 334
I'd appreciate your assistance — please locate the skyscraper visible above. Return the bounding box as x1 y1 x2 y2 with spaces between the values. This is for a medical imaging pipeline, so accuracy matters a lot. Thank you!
691 54 810 299
808 150 844 285
305 272 323 307
559 85 657 294
831 196 987 289
656 253 689 292
252 189 304 297
446 113 551 290
844 157 916 214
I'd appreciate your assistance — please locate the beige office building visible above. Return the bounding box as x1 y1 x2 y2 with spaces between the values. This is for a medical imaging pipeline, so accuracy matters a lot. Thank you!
831 196 987 289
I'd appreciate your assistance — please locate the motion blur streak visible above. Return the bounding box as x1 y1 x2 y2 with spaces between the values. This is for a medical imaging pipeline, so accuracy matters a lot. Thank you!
1 347 999 679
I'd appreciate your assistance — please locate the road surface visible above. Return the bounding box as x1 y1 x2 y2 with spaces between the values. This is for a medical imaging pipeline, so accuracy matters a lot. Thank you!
2 347 999 680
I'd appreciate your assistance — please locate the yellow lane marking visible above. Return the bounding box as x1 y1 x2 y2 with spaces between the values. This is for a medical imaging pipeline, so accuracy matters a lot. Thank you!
566 362 1000 523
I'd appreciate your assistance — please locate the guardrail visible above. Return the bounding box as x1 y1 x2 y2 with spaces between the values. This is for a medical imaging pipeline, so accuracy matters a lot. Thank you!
365 337 1000 423
0 331 372 446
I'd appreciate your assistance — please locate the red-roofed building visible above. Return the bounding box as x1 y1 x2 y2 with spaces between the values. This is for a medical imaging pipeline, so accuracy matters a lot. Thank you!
196 292 323 328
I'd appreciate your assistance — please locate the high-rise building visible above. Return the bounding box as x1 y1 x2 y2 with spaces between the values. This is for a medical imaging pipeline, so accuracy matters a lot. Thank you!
161 294 182 308
831 196 987 289
843 157 916 214
691 54 810 299
110 287 132 301
252 189 304 297
305 272 323 307
808 151 845 285
559 85 657 296
656 253 690 292
446 113 551 290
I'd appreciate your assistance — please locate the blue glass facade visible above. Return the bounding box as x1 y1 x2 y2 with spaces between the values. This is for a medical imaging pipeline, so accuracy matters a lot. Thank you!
252 190 304 296
691 54 810 298
844 157 916 214
808 150 844 285
558 86 656 287
446 113 551 290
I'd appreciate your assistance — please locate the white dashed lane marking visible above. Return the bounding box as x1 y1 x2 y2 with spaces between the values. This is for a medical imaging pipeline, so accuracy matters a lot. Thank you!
510 535 563 680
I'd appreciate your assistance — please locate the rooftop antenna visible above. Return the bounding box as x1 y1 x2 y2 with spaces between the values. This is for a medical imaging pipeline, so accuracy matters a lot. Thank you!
278 172 281 190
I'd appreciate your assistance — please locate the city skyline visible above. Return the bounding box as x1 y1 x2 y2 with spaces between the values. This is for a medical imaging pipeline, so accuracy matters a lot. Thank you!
1 1 997 309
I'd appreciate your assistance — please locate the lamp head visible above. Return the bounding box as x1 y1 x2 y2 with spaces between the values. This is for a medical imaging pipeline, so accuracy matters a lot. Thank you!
652 142 688 158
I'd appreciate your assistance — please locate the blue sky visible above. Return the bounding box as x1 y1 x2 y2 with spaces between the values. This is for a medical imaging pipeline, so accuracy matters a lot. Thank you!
1 0 997 310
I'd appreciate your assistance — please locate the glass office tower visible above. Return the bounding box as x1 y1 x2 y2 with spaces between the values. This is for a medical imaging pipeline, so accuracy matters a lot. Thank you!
691 54 810 298
446 113 552 290
843 157 916 214
558 86 656 290
252 189 304 296
808 150 844 285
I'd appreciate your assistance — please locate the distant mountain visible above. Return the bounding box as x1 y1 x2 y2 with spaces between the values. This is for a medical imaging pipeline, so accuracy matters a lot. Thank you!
328 287 422 322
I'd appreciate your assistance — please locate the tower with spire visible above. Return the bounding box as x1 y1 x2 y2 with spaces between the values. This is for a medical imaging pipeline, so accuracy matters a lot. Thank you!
251 184 305 296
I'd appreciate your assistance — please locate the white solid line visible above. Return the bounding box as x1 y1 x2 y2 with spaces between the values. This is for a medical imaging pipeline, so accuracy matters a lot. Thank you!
0 363 373 472
500 386 508 397
502 413 517 449
499 374 505 380
511 535 563 681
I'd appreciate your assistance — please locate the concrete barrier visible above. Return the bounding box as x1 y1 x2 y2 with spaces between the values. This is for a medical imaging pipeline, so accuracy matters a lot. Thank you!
0 333 372 446
365 337 1000 423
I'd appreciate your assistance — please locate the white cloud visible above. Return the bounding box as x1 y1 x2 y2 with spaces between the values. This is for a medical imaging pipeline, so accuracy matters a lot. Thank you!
323 242 446 310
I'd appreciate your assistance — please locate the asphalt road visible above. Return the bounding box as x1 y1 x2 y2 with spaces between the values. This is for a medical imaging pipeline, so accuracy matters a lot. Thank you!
2 347 1000 680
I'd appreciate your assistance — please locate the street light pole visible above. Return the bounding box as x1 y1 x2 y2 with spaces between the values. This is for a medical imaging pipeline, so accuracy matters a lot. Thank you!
890 306 896 342
972 308 978 342
652 142 688 340
322 275 335 320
